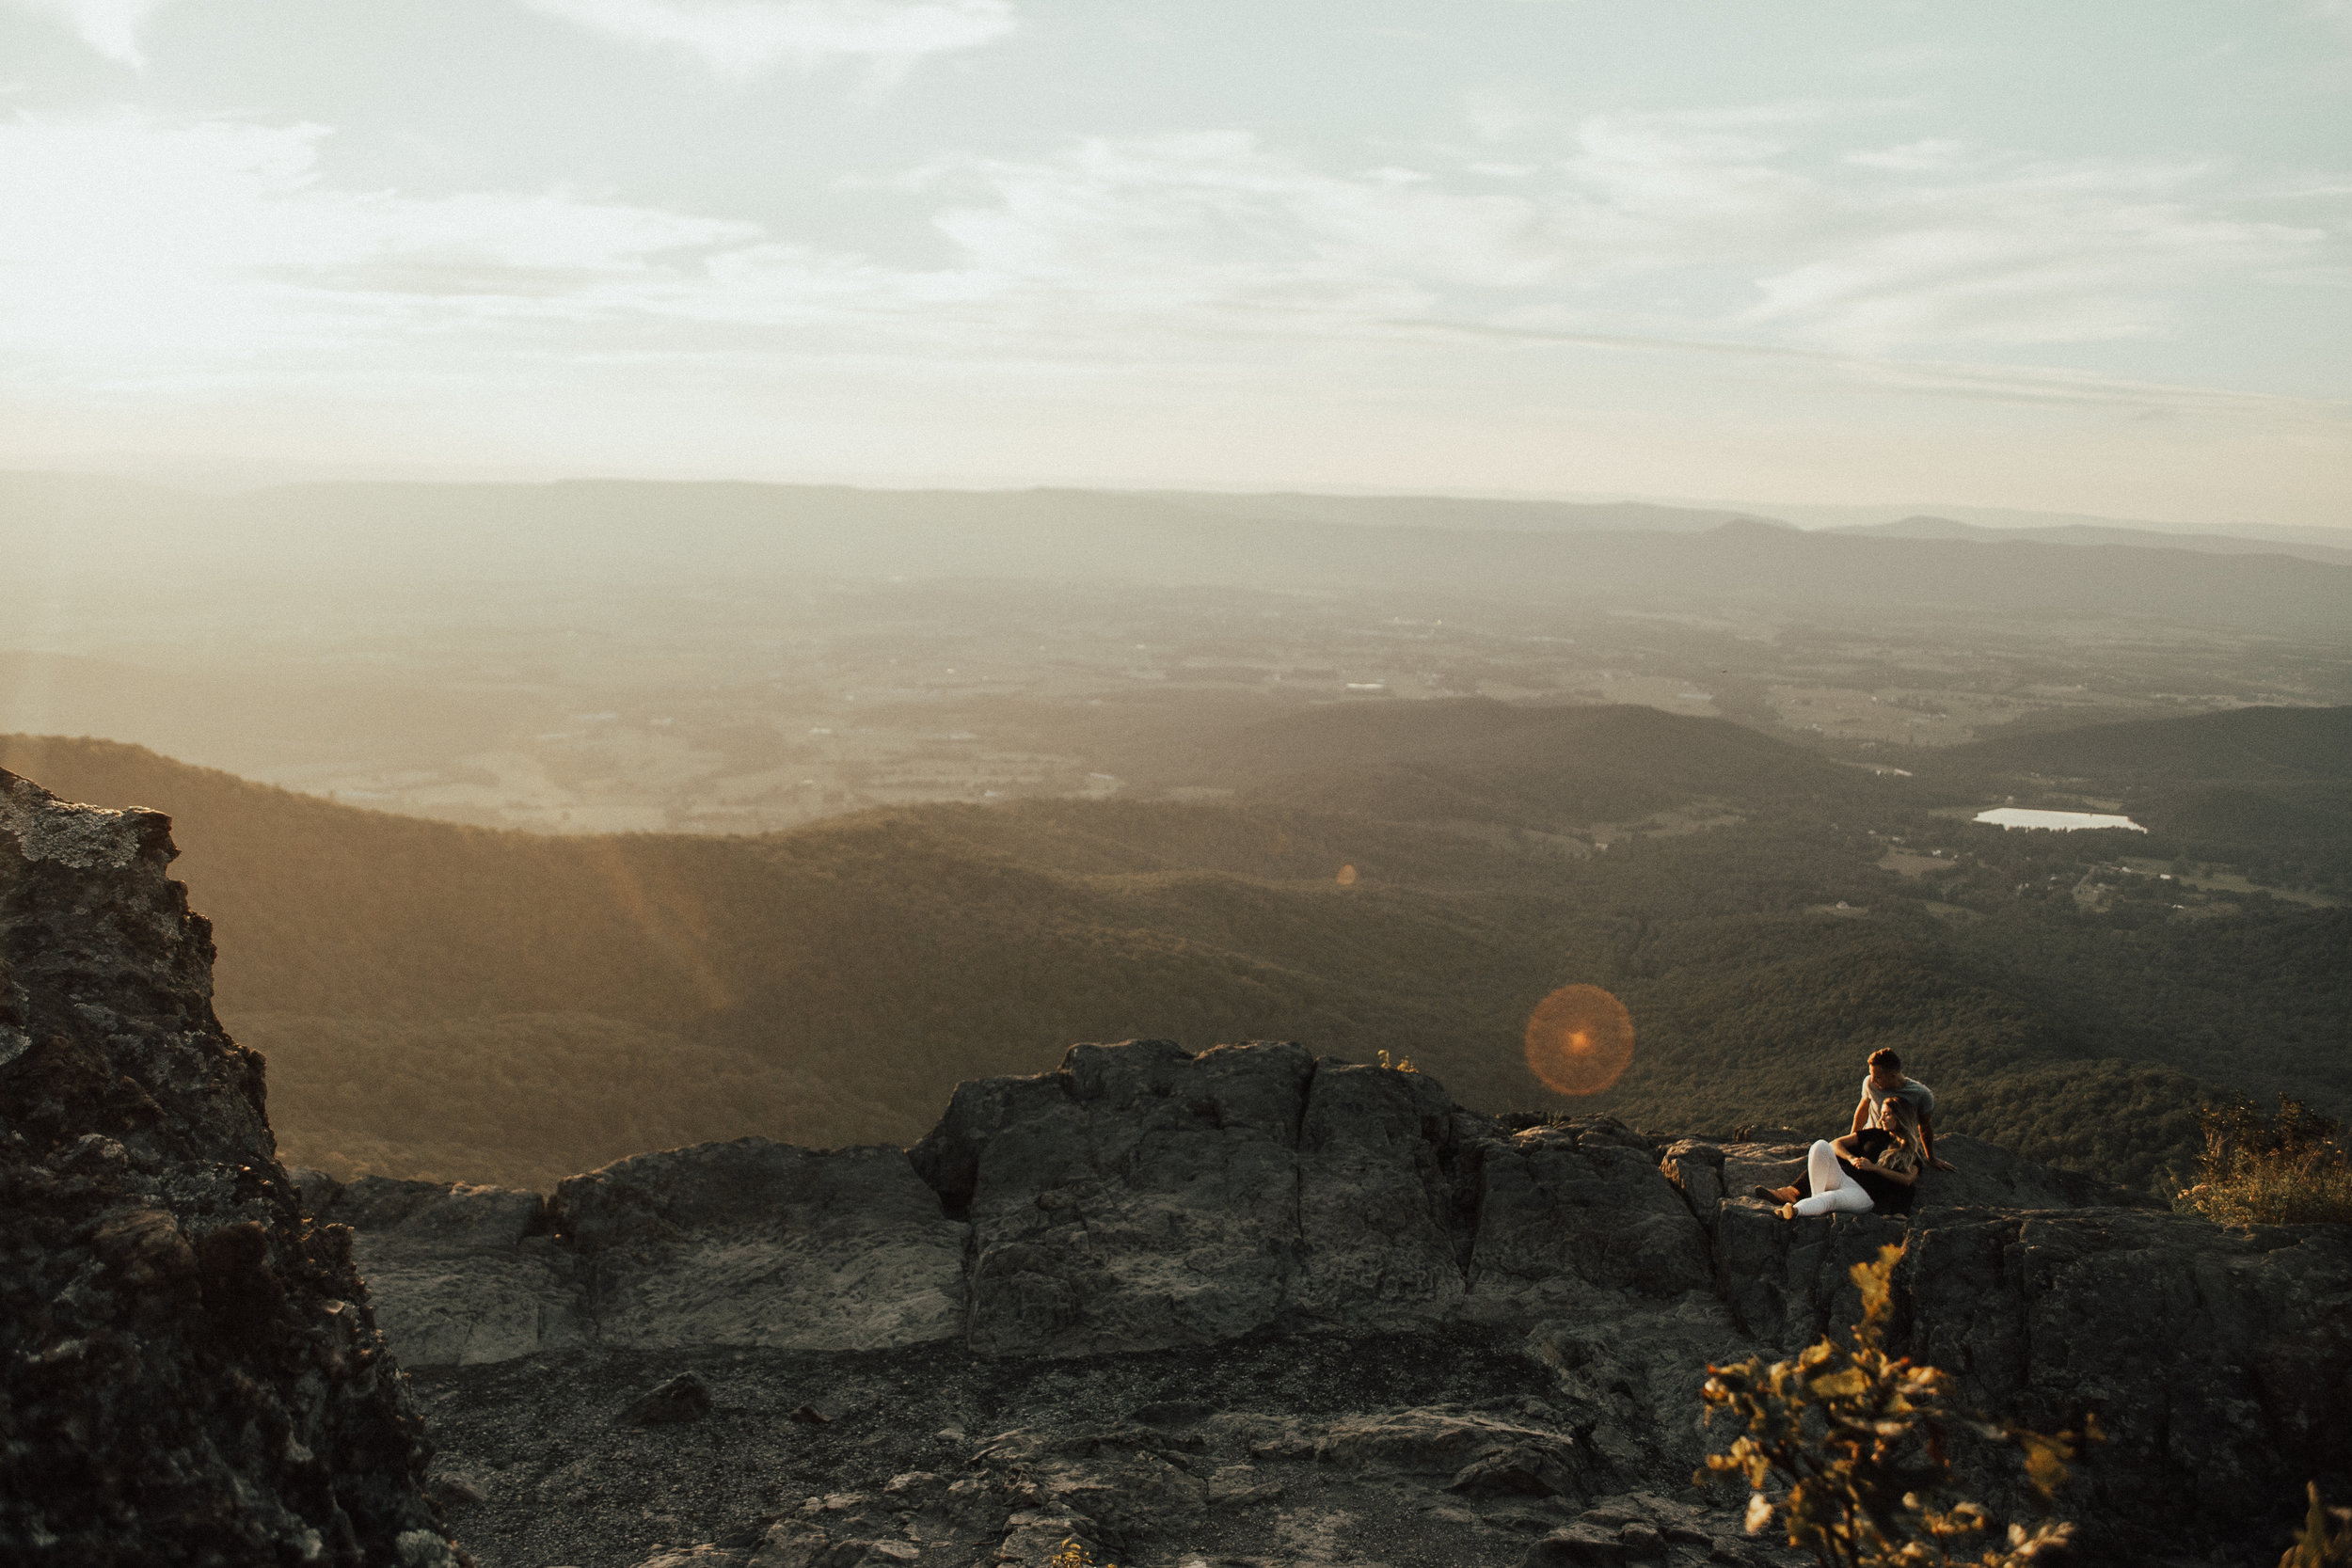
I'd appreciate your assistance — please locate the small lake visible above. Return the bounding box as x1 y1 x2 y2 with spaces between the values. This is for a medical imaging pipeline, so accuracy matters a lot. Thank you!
1973 808 2146 832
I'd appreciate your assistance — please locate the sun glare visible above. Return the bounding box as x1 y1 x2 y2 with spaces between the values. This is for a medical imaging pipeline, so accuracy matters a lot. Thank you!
1524 984 1634 1096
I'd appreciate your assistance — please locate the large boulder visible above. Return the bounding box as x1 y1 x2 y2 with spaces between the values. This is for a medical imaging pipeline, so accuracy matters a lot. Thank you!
1471 1119 1717 1308
1288 1057 1479 1325
1899 1209 2352 1559
326 1176 586 1368
909 1040 1491 1355
552 1138 967 1352
0 768 458 1565
912 1038 1318 1355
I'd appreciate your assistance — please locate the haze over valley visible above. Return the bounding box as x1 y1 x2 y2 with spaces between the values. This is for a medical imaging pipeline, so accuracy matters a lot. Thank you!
6 479 2345 1198
6 7 2351 1564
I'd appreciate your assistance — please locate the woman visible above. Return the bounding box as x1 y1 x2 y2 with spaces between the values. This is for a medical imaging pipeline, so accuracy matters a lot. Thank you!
1756 1101 1924 1219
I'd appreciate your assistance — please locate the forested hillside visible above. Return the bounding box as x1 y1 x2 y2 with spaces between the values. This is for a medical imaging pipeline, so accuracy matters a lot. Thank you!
5 706 2340 1193
1936 705 2352 895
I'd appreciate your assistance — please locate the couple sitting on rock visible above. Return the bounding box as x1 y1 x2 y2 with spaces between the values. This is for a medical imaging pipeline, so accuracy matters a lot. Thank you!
1756 1048 1957 1221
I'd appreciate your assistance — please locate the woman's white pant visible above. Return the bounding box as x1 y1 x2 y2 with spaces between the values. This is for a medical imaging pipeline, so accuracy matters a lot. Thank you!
1793 1139 1874 1217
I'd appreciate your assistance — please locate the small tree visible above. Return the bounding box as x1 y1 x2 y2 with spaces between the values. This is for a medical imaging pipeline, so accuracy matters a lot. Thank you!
1698 1243 2092 1567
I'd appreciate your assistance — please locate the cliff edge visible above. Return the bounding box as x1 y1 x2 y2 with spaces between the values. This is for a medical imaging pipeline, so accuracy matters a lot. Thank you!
0 768 459 1567
327 1038 2351 1568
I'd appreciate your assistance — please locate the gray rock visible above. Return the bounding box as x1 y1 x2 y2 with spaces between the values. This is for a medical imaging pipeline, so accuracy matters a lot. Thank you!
1896 1209 2352 1552
1471 1121 1716 1307
1317 1409 1575 1480
631 1547 746 1568
237 1033 2350 1562
554 1138 967 1353
1451 1443 1581 1498
0 768 455 1564
625 1371 714 1426
1523 1524 1632 1565
1288 1059 1473 1324
330 1174 588 1366
916 1037 1315 1355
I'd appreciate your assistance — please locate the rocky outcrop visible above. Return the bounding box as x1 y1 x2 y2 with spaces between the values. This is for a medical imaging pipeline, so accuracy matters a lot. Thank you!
327 1046 2176 1371
11 759 2342 1567
321 1175 584 1370
330 1038 2351 1566
0 768 459 1565
912 1038 1482 1354
556 1139 967 1353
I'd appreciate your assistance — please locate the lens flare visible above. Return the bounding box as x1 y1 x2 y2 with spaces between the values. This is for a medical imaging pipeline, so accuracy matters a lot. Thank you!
1523 984 1634 1096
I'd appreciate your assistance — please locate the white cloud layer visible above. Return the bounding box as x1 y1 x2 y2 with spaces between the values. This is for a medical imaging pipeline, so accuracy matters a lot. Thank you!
877 119 2328 361
0 116 755 379
11 0 176 65
0 44 2343 526
518 0 1016 78
0 106 2334 410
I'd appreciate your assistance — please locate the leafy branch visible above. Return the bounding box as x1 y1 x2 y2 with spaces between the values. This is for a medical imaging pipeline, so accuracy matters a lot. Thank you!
1698 1243 2093 1567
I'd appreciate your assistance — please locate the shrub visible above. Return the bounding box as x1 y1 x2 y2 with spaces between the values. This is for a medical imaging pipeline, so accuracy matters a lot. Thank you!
2175 1097 2352 1227
1698 1243 2091 1567
2280 1482 2352 1567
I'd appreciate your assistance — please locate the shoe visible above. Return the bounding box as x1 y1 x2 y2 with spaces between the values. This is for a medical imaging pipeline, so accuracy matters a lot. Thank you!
1775 1203 1798 1221
1751 1185 1781 1201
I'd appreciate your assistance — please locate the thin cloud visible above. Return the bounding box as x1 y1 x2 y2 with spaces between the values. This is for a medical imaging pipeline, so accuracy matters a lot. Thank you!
11 0 178 66
0 114 756 380
0 105 2339 440
518 0 1017 80
882 120 2334 360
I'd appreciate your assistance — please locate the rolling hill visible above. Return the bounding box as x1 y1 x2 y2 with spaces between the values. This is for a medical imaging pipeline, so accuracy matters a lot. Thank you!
1949 704 2352 784
6 706 2339 1192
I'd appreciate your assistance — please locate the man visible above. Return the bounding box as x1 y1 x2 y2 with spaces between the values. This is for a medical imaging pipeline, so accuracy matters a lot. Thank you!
1853 1048 1955 1171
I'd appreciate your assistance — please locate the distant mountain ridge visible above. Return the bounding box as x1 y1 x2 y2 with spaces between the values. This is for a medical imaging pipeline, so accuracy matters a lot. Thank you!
8 471 2347 630
1835 513 2352 565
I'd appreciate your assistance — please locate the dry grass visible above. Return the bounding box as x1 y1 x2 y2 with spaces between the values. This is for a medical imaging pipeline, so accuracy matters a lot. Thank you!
2174 1098 2352 1227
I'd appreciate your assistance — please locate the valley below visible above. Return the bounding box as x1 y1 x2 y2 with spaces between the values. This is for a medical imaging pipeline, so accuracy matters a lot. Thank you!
4 481 2350 1568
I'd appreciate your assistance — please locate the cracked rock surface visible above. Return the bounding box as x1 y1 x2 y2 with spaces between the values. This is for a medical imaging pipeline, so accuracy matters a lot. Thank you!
404 1325 1794 1568
0 768 458 1566
341 1040 2350 1567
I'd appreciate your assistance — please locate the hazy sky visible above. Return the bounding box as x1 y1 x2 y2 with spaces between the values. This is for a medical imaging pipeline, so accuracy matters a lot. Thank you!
4 1 2348 525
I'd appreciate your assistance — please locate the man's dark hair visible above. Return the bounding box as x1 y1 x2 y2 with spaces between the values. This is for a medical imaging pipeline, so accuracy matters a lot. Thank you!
1867 1048 1903 1073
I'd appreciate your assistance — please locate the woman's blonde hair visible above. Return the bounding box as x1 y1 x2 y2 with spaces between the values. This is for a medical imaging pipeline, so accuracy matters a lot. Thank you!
1878 1099 1925 1175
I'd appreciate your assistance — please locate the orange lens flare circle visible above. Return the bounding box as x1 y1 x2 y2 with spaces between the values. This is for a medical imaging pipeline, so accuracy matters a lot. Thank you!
1524 984 1635 1097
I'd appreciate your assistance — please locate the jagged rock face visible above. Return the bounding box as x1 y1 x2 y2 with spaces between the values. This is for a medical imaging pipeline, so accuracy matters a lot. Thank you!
0 769 458 1567
913 1039 1483 1354
556 1140 968 1353
336 1038 2352 1566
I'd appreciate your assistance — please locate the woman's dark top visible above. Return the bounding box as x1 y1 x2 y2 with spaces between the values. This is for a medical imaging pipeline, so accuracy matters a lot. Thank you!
1842 1129 1915 1214
1793 1129 1917 1214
